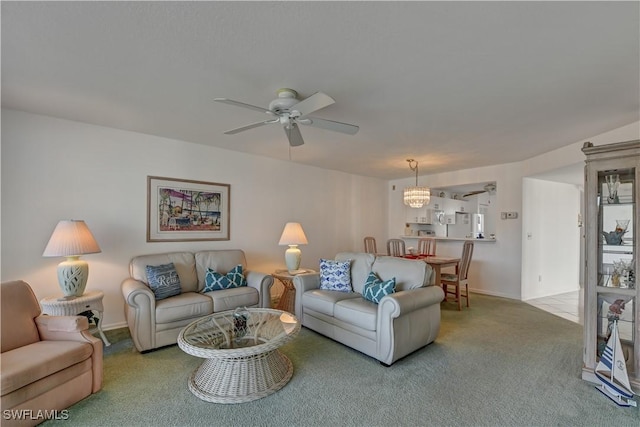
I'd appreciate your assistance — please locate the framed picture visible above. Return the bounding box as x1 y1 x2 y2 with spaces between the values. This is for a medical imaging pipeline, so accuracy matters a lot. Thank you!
147 176 230 242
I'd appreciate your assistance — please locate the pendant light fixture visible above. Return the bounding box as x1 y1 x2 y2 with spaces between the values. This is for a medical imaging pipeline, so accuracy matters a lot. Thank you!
403 159 431 208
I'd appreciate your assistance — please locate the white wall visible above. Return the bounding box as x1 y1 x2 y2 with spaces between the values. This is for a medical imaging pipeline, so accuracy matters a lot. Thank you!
1 110 388 329
521 178 581 299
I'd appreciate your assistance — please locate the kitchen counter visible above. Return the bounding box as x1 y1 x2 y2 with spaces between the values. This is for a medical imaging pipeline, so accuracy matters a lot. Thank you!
400 236 496 242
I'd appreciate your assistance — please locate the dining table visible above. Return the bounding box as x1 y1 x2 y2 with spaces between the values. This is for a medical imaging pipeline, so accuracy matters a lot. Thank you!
403 255 461 287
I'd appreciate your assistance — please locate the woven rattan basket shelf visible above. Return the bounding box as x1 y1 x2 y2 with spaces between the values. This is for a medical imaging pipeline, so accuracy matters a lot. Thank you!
178 308 300 403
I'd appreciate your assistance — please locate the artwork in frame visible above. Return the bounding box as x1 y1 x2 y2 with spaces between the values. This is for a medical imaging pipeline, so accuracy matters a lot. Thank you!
147 176 230 242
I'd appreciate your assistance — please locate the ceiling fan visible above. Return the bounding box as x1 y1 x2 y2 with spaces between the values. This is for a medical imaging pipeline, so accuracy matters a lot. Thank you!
463 183 497 198
214 88 359 147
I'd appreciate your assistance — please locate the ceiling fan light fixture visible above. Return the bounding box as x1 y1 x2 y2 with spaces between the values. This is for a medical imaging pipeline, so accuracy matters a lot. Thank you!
403 159 431 208
269 88 299 112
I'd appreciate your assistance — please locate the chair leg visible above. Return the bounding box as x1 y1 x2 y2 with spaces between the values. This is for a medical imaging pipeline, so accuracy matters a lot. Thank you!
456 283 461 311
465 283 470 307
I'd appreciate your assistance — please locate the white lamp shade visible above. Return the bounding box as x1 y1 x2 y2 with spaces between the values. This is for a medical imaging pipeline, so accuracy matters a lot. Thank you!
279 222 308 273
278 222 308 246
43 220 101 297
43 220 101 257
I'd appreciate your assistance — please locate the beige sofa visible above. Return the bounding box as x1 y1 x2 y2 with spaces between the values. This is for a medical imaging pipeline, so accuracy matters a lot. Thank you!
121 249 273 352
1 280 103 427
293 252 444 365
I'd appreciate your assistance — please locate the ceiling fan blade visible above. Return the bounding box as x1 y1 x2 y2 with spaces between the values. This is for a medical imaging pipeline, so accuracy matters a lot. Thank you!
463 190 486 198
289 92 335 117
284 123 305 147
224 120 274 135
214 98 275 116
303 117 359 135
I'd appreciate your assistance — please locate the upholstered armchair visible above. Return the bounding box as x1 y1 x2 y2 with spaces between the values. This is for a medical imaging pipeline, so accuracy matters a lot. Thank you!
1 280 103 426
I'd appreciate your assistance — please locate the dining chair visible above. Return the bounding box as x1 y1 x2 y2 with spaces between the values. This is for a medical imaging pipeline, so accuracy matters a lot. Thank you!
417 237 436 256
386 238 406 257
364 236 378 254
441 241 474 310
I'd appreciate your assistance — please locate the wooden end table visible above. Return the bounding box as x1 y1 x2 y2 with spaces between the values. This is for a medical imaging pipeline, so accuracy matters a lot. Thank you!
272 269 314 313
40 290 111 346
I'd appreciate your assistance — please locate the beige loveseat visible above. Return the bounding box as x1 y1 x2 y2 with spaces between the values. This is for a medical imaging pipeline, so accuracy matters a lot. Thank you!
1 280 103 427
293 252 444 365
121 250 273 352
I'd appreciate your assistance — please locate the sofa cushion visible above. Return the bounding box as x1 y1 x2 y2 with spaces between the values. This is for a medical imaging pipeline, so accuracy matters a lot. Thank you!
146 263 182 300
302 289 361 317
204 286 259 312
130 252 198 293
203 265 247 292
362 271 396 304
319 259 352 292
335 252 375 294
155 292 213 324
1 340 93 395
334 297 378 331
372 256 430 291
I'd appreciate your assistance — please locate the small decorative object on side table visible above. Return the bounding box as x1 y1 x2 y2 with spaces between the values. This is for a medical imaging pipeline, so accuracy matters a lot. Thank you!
272 269 314 313
40 290 111 346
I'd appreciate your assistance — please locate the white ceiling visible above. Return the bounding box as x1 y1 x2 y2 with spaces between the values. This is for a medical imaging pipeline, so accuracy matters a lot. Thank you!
2 1 638 180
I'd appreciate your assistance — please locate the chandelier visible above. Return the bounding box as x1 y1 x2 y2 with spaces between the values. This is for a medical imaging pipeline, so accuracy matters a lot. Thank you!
403 159 431 208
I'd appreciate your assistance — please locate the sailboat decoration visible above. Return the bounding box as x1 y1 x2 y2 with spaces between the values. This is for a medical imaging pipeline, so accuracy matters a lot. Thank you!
594 319 637 407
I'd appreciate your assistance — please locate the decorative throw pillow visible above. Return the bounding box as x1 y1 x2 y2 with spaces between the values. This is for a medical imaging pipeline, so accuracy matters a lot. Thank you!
319 259 352 292
146 263 182 300
362 271 396 304
203 264 247 292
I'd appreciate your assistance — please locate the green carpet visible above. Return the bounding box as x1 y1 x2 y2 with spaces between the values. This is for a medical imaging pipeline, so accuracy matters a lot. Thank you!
45 294 639 426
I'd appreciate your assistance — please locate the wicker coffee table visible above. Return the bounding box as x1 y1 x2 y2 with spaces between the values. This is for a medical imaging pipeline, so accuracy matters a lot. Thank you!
178 308 300 403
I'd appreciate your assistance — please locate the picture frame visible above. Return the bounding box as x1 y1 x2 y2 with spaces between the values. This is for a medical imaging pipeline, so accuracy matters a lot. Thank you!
147 176 230 242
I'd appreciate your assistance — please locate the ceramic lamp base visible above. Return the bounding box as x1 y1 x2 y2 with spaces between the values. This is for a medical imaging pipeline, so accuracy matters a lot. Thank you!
57 256 89 297
284 245 302 274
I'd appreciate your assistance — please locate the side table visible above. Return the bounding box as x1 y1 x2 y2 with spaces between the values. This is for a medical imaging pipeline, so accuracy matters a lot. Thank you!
40 290 111 346
272 269 315 313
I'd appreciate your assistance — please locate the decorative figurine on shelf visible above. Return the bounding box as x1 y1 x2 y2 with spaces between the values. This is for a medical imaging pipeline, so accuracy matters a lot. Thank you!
602 220 630 245
628 267 635 289
605 174 620 204
598 298 626 356
612 259 633 288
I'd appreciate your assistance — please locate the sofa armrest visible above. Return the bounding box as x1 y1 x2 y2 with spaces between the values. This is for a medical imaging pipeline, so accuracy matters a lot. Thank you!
35 315 103 392
376 285 444 365
36 314 89 332
292 272 320 318
121 278 157 352
379 285 444 318
245 271 274 308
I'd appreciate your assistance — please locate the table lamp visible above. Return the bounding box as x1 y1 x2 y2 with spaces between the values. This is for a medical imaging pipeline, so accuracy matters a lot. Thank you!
43 220 101 298
278 222 308 273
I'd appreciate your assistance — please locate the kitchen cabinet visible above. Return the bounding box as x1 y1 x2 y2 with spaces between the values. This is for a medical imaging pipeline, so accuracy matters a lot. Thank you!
582 139 639 391
442 197 471 215
405 205 434 224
